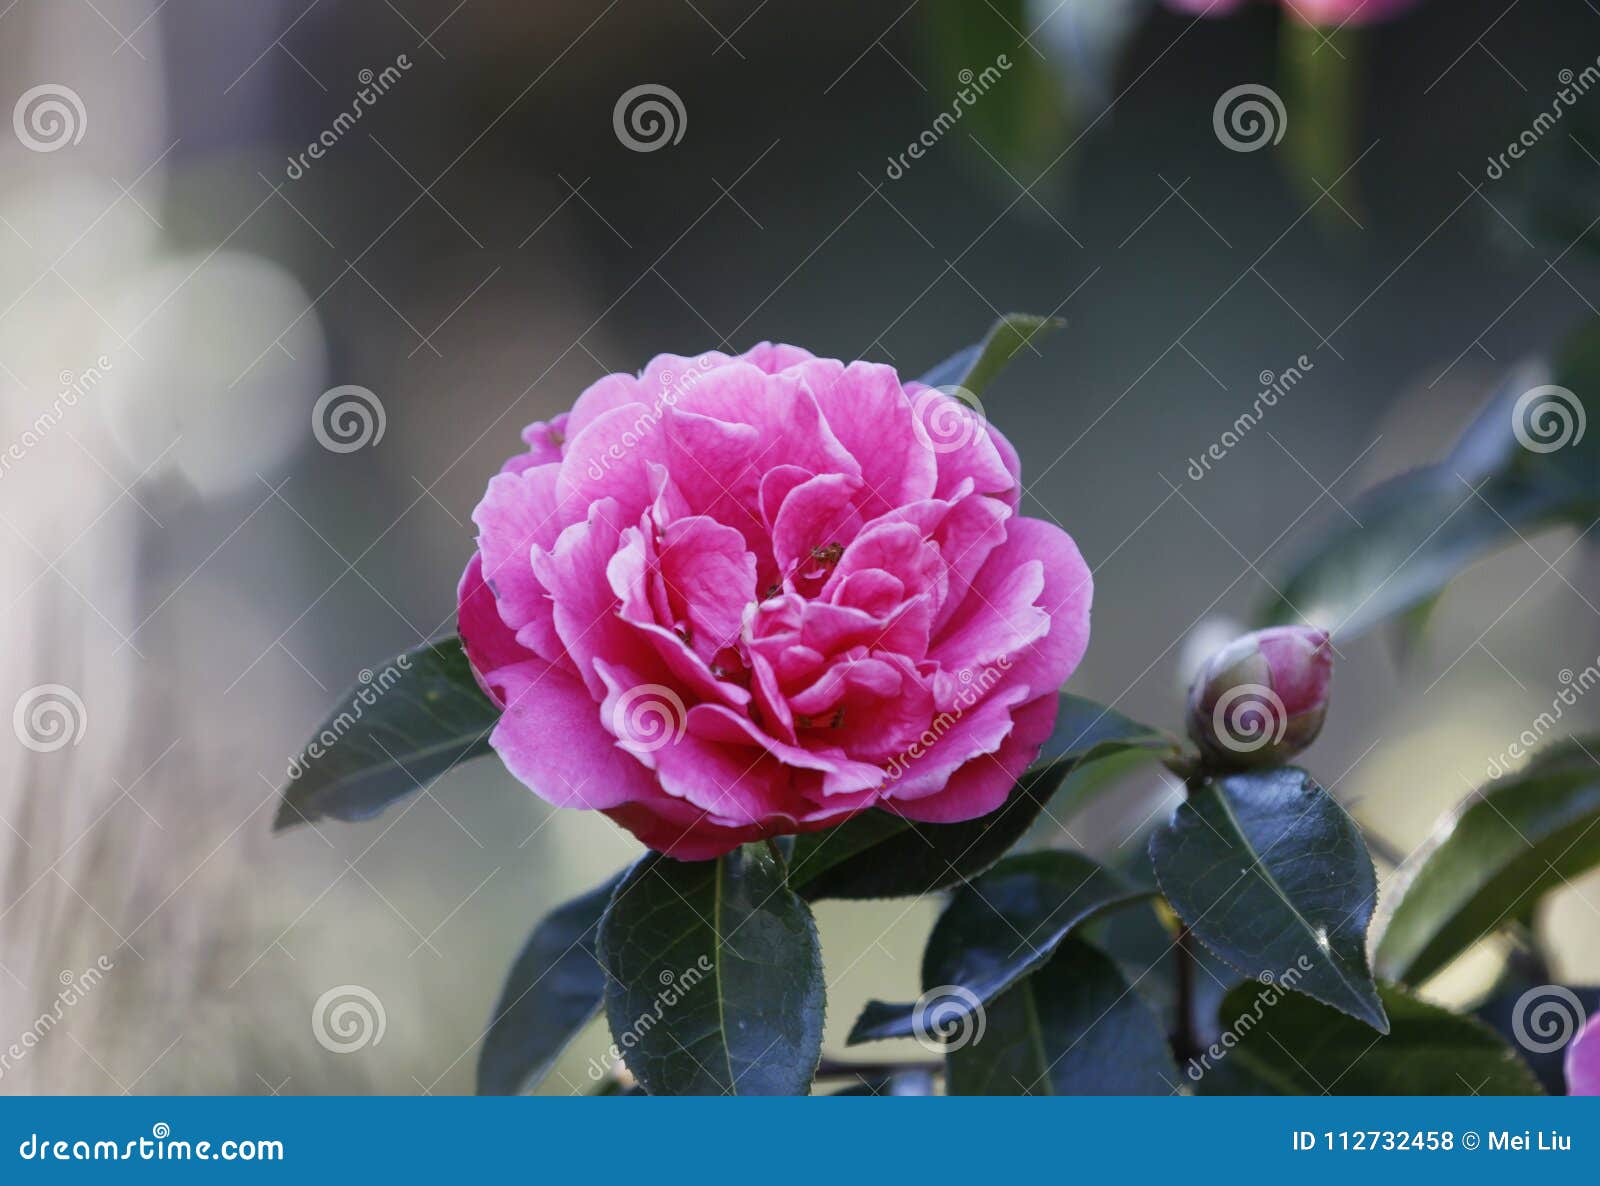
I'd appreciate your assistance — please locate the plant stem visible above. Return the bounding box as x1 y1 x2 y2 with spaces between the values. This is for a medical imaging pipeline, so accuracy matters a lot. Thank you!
1174 924 1200 1065
1170 771 1205 1065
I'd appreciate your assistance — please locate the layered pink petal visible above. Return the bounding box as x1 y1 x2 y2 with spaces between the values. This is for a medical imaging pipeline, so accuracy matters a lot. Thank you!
891 692 1058 823
459 342 1094 858
487 660 657 810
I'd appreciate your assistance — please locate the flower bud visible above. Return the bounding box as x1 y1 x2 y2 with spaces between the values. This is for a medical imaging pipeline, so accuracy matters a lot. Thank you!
1185 626 1333 769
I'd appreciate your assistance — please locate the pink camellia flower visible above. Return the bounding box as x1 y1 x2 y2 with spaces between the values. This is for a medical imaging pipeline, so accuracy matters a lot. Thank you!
1186 625 1333 768
1165 0 1416 24
1567 1014 1600 1095
458 344 1092 859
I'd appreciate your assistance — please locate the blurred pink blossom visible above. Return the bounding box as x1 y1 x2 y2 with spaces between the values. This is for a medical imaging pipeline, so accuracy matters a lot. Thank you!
1166 0 1416 25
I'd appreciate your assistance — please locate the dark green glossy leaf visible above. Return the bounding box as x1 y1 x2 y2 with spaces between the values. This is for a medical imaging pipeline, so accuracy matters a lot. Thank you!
916 313 1065 395
1375 763 1600 986
847 850 1149 1043
274 637 499 830
477 870 625 1096
789 694 1175 900
1195 981 1542 1095
1151 768 1387 1032
945 938 1179 1095
597 846 823 1096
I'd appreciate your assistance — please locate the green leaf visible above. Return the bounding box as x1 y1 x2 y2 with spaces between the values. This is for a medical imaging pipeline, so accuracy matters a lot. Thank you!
477 870 625 1095
597 846 823 1096
274 637 499 830
1375 761 1600 986
1084 898 1243 1045
847 850 1149 1043
1260 321 1600 639
1259 465 1574 639
945 938 1179 1095
1444 360 1554 484
1522 733 1600 778
789 694 1175 900
916 313 1066 396
1195 981 1542 1095
1150 768 1388 1033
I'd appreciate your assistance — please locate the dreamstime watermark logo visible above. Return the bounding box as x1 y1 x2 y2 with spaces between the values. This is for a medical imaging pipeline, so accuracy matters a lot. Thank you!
1486 61 1600 180
910 984 986 1054
1510 984 1587 1054
287 654 412 781
1186 957 1312 1081
312 384 386 453
17 1123 283 1162
583 354 718 481
1486 654 1600 778
613 84 686 152
285 54 412 179
909 385 987 456
0 356 112 483
884 657 1012 782
1185 356 1314 481
1213 83 1286 153
13 83 86 152
311 984 386 1053
1511 384 1585 454
13 684 87 754
586 956 712 1080
0 956 113 1083
611 684 688 755
1210 683 1287 755
885 55 1013 180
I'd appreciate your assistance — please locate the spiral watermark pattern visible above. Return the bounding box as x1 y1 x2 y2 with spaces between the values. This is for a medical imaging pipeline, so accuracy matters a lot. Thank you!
1209 683 1287 754
612 84 686 152
910 385 988 455
13 684 87 753
910 984 986 1054
1511 984 1586 1054
1213 83 1286 153
1486 653 1600 779
13 84 86 152
611 684 688 753
311 984 386 1053
1511 384 1586 454
312 385 387 454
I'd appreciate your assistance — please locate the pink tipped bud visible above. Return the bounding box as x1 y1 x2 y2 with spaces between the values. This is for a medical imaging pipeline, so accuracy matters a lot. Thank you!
1186 626 1333 769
